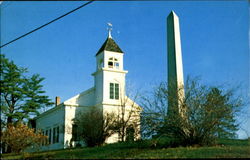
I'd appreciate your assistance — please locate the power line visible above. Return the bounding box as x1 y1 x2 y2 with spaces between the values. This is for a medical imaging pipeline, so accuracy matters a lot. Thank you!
1 1 12 10
0 1 94 49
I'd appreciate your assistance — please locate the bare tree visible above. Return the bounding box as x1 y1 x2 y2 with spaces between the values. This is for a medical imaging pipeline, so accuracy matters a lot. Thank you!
73 107 117 147
141 77 244 146
116 92 141 142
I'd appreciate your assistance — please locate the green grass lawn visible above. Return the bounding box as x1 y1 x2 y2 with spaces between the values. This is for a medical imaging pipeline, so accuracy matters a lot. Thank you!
2 139 249 159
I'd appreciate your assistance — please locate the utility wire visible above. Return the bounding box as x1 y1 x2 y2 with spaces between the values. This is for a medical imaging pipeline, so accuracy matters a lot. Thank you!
1 1 12 10
0 1 94 49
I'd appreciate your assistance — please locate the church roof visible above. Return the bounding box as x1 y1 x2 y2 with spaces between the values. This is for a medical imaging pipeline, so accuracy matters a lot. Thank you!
96 37 123 56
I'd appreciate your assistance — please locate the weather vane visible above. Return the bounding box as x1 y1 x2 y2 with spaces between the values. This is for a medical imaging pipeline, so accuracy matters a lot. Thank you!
107 22 113 38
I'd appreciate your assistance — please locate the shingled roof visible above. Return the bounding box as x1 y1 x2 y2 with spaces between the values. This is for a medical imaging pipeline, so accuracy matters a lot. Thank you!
96 37 123 56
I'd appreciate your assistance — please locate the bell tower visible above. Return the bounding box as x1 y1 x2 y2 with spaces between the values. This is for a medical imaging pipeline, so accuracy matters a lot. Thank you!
92 24 128 107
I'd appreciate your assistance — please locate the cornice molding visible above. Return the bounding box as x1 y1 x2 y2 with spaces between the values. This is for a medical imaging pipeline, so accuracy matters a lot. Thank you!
92 68 128 76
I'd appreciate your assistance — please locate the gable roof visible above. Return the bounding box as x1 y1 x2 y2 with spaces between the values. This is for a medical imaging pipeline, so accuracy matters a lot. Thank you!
96 37 123 56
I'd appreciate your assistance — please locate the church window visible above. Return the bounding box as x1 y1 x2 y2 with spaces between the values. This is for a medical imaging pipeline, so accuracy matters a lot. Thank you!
110 83 119 100
110 83 114 99
42 130 45 145
49 129 52 144
72 125 80 141
108 57 119 69
52 126 60 143
56 126 59 143
108 61 113 68
115 83 119 99
52 127 59 143
115 62 119 69
126 126 135 142
53 128 56 143
45 130 48 144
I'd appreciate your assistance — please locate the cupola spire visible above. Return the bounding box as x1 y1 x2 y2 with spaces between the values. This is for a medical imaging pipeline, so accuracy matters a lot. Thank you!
96 23 123 56
107 22 113 38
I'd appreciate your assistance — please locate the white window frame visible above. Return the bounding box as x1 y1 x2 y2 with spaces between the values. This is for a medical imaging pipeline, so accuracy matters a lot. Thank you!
110 83 119 100
108 57 119 69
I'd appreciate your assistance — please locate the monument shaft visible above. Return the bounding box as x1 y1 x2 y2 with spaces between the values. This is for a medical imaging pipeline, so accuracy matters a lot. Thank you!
167 11 185 116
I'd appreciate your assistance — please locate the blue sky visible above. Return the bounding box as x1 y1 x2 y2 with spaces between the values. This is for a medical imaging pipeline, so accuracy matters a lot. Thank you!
1 1 249 138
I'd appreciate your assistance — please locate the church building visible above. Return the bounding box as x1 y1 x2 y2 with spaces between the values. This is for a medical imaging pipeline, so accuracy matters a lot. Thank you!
31 28 142 151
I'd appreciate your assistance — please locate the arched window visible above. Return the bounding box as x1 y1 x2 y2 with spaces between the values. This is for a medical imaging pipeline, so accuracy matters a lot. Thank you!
108 57 119 69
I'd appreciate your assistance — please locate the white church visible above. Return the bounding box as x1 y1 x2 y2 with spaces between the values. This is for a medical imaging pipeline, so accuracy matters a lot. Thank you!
31 28 142 151
31 10 185 151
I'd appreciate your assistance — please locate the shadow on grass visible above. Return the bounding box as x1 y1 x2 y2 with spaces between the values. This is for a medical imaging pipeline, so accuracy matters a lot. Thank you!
2 138 250 159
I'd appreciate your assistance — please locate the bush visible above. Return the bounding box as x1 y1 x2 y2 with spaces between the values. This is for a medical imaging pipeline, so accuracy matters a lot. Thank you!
107 137 180 149
1 123 47 153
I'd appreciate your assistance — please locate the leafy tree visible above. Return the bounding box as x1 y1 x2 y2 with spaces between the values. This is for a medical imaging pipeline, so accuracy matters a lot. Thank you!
73 107 117 147
0 54 53 126
141 77 243 146
1 123 47 153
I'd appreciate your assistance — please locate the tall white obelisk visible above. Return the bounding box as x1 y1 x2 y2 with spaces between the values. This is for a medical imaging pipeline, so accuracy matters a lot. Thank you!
167 11 185 116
